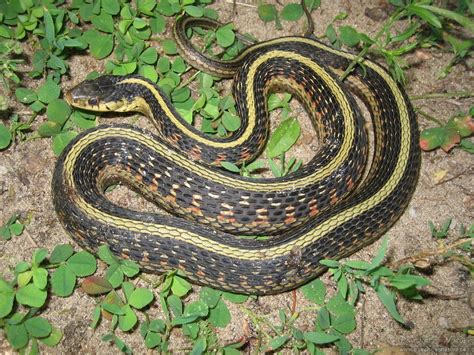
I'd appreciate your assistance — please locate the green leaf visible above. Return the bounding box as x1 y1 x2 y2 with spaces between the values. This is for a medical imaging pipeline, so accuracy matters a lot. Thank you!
304 331 339 344
222 291 248 303
38 326 63 346
5 323 28 349
15 88 37 104
389 274 430 290
16 284 47 307
83 29 114 59
120 259 140 277
167 294 183 317
374 284 405 324
190 337 207 355
49 244 74 264
339 26 360 47
267 118 301 158
216 24 235 48
105 263 124 288
269 335 289 350
37 121 62 137
280 3 303 21
51 264 77 297
208 298 231 328
52 131 78 156
222 111 241 132
171 276 192 297
46 99 71 124
162 39 178 55
102 0 120 15
66 251 96 277
145 331 161 348
326 294 356 334
129 288 154 309
0 278 14 318
91 13 114 33
98 245 119 265
38 79 61 104
200 287 221 308
9 222 24 236
0 123 12 150
221 161 240 173
119 304 138 331
139 47 158 64
258 4 277 22
25 317 52 338
32 267 48 290
184 5 204 17
301 279 326 304
320 259 339 268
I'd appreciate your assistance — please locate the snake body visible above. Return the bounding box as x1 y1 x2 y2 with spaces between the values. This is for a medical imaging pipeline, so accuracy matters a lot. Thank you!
52 17 420 294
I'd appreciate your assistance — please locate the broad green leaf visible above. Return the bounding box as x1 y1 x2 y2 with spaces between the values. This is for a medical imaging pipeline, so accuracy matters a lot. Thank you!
129 288 154 309
66 251 96 277
139 47 158 64
339 26 360 47
118 305 138 331
39 326 63 346
190 337 207 355
16 284 47 307
51 264 76 297
258 4 277 22
200 287 221 308
184 5 204 17
46 99 71 124
281 3 303 21
171 276 192 297
5 323 28 349
161 39 178 55
301 279 326 304
267 118 300 158
91 13 114 33
52 131 78 156
208 298 231 328
32 267 48 290
25 317 52 338
83 29 114 59
15 88 37 104
216 24 235 48
145 331 161 348
38 79 60 104
37 121 62 137
0 123 11 149
304 331 339 344
366 236 388 272
221 161 240 173
49 244 74 264
0 278 14 318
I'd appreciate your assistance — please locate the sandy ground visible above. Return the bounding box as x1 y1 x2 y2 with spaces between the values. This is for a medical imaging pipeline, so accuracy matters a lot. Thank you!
1 0 473 353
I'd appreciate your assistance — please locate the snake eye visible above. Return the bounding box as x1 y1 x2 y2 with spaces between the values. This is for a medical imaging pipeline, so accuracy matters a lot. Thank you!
88 98 99 106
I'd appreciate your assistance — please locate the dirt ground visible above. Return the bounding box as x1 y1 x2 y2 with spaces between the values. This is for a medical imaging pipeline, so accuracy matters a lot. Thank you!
1 0 473 353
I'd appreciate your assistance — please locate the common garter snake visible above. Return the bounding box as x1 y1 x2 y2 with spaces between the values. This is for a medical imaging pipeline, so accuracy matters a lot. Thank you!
52 14 420 294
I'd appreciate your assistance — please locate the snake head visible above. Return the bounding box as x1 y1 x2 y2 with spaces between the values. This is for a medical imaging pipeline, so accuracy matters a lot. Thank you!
65 75 144 113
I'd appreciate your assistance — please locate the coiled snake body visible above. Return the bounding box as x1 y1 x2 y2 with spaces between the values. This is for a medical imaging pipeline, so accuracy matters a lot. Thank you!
52 16 420 294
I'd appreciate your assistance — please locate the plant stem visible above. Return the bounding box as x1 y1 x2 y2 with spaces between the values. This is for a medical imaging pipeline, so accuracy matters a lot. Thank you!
410 91 474 100
414 108 444 125
339 8 404 81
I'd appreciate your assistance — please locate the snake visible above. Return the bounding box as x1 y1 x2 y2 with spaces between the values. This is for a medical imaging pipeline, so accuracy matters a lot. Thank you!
52 13 420 295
